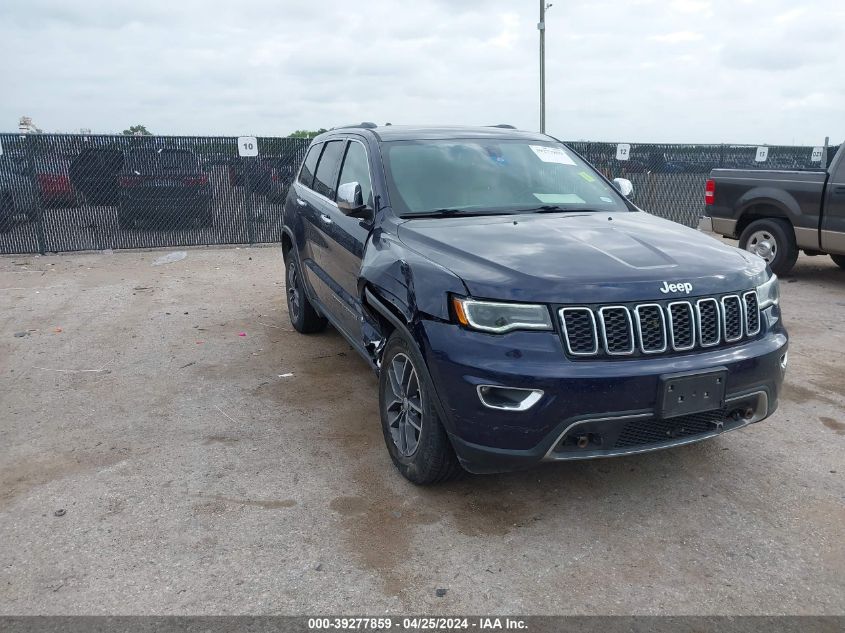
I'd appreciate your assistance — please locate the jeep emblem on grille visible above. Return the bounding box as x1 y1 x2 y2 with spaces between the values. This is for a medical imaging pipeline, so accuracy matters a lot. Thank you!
659 281 693 294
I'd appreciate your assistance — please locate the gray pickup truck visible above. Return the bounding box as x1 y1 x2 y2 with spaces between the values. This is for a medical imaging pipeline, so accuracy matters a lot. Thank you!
701 143 845 275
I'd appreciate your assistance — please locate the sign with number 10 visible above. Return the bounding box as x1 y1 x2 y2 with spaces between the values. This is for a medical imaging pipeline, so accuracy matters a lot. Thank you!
238 136 259 157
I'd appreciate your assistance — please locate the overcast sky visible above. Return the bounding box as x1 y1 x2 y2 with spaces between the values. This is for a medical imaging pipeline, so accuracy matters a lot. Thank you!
1 0 842 144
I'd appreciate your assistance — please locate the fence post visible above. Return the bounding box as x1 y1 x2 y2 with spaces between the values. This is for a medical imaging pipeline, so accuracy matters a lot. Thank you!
244 157 255 244
24 135 47 254
822 136 829 167
718 144 725 168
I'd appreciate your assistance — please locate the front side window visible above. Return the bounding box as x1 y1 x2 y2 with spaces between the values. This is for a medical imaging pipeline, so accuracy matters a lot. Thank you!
298 143 322 188
337 141 373 207
381 139 629 216
312 140 345 199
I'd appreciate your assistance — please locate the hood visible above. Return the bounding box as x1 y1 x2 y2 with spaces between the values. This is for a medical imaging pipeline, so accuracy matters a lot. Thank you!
396 211 768 304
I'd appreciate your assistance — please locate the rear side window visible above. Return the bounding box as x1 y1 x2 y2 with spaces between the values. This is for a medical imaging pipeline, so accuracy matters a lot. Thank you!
337 141 373 207
298 143 321 188
312 140 344 200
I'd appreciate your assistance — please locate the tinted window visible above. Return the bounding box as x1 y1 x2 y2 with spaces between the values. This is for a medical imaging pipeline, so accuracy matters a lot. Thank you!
298 143 321 188
312 140 344 199
337 141 373 207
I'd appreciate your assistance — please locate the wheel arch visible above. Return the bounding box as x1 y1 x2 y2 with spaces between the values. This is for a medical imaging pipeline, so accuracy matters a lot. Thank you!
736 202 796 240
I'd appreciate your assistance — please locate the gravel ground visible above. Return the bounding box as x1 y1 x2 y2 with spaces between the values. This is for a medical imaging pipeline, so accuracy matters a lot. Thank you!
0 244 843 615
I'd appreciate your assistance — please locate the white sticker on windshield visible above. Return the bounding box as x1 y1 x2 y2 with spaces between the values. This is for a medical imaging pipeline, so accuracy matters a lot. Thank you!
530 145 576 165
533 193 585 204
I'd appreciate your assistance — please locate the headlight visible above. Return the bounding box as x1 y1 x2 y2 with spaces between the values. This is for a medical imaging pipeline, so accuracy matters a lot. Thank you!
452 296 553 333
756 274 780 309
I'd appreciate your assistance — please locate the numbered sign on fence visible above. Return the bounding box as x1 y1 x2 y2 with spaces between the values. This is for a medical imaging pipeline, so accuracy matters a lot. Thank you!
238 136 259 157
755 146 768 162
811 147 823 162
616 143 631 161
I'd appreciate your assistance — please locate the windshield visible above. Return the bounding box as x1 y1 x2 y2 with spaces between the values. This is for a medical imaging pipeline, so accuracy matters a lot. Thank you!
381 139 629 215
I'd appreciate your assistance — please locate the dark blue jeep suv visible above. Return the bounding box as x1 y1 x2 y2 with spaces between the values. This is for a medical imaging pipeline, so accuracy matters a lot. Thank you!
281 124 788 484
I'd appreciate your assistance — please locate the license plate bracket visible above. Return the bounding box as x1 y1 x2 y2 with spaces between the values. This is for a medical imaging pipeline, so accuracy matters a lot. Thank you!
657 369 727 419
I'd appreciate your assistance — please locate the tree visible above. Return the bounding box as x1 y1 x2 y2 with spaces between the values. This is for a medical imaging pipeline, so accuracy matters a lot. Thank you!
122 124 152 136
287 128 327 139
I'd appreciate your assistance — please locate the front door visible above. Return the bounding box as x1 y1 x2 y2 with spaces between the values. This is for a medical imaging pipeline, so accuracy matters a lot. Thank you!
316 138 374 336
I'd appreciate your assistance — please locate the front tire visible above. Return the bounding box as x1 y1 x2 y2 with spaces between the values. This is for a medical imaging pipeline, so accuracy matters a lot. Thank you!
284 251 327 333
378 330 463 485
739 218 798 276
831 254 845 270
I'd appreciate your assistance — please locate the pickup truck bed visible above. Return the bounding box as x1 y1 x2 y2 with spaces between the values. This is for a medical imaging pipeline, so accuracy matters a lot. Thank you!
702 143 845 275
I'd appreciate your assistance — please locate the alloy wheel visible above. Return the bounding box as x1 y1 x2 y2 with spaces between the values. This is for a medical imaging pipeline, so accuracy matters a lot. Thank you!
383 352 423 457
287 260 302 320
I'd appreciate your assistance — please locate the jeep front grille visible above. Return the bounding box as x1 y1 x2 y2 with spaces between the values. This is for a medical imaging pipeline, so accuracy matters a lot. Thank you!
557 291 761 359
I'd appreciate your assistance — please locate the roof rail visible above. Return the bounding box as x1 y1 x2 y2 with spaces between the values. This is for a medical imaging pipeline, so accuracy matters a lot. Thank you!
331 121 378 130
487 124 516 129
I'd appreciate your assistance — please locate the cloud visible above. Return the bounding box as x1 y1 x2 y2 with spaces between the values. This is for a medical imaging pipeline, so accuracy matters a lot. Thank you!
649 31 704 43
0 0 843 145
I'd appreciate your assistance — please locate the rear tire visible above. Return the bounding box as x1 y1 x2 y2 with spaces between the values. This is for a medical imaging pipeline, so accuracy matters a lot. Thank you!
0 193 13 233
117 204 135 230
284 250 327 333
738 218 798 276
831 254 845 270
378 329 464 485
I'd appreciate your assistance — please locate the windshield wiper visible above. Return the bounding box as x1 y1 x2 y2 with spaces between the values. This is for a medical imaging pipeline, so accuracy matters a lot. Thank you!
402 208 513 219
519 205 598 213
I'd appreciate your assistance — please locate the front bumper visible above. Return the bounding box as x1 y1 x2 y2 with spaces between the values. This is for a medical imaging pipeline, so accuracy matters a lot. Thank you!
418 309 787 474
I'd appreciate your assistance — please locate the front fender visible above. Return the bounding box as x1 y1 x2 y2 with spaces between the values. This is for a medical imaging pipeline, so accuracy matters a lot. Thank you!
360 230 468 324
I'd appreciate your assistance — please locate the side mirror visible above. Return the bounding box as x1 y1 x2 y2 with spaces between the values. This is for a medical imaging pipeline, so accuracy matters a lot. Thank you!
613 177 634 198
337 181 368 216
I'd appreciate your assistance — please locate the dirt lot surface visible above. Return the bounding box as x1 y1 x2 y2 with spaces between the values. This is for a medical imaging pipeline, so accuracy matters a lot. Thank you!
1 245 843 615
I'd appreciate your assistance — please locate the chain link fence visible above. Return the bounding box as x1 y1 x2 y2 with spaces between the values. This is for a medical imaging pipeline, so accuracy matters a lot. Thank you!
0 133 834 255
0 133 309 254
565 141 834 228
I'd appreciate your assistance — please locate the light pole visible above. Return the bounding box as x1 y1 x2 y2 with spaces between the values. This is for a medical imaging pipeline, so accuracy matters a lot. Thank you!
538 2 552 133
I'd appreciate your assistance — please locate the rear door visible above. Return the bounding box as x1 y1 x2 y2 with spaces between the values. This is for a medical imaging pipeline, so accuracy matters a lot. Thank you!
289 142 324 297
317 138 374 336
296 139 346 313
821 147 845 255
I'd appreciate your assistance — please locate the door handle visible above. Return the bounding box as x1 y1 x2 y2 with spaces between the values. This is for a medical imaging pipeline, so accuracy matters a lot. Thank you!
319 214 333 225
296 198 307 207
834 186 845 195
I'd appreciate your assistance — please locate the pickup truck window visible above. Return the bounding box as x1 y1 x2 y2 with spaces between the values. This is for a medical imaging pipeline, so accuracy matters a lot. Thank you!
382 139 629 216
298 143 322 188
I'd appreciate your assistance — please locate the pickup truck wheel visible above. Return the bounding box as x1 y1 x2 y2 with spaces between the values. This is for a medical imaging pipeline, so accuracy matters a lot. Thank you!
739 219 798 276
831 254 845 270
284 253 327 333
378 330 463 485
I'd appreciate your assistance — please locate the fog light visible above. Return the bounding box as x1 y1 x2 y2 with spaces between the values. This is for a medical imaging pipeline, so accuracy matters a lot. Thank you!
476 385 543 411
780 352 788 370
